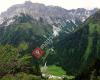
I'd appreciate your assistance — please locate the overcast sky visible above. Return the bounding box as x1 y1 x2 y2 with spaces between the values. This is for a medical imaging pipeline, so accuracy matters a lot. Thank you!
0 0 100 13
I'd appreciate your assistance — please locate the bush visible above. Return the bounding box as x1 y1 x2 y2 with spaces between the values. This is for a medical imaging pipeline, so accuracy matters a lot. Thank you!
0 44 19 75
1 72 41 80
0 44 32 76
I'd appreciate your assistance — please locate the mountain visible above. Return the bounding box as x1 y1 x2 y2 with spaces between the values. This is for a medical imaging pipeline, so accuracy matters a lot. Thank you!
0 13 53 50
0 1 98 52
0 1 98 22
0 1 98 36
0 1 100 78
54 10 100 76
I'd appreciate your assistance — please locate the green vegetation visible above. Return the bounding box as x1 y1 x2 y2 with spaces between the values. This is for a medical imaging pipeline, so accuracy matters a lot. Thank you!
0 44 19 74
47 65 66 76
0 44 42 79
0 44 31 72
1 72 41 80
54 11 100 77
0 11 100 80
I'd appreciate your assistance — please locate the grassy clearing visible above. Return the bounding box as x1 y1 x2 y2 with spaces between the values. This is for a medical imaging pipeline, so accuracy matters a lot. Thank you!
47 65 66 76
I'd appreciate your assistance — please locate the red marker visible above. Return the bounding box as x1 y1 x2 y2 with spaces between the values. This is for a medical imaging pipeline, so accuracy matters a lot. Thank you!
32 47 44 59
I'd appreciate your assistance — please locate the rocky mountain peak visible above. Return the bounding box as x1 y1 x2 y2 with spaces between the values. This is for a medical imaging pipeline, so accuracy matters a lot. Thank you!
0 1 99 36
0 1 98 20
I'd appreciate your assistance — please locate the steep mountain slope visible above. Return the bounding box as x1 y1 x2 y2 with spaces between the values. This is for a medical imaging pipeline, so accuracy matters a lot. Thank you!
0 13 53 51
0 1 97 22
0 1 98 35
0 1 98 50
54 10 100 75
0 1 98 53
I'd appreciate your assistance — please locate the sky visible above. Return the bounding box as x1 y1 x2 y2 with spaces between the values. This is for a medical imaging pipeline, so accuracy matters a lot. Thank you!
0 0 100 13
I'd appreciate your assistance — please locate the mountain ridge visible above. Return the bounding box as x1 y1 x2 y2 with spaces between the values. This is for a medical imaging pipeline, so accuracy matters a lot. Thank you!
0 1 99 38
0 1 98 24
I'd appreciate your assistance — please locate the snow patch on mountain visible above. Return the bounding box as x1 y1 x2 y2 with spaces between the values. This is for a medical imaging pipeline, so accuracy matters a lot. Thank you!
66 20 70 23
82 17 86 22
5 19 15 26
0 17 4 25
53 25 61 36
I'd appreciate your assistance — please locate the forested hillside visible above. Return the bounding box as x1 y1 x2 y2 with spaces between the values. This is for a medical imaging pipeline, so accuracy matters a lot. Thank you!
54 11 100 79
